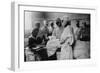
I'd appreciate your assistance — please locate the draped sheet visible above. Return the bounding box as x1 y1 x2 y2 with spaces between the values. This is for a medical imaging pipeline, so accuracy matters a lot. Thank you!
46 38 60 57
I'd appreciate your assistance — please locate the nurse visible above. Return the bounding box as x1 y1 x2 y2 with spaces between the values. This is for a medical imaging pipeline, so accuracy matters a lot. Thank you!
59 17 74 60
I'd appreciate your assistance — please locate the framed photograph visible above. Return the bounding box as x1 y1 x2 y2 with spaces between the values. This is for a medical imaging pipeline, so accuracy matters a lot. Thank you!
11 2 97 71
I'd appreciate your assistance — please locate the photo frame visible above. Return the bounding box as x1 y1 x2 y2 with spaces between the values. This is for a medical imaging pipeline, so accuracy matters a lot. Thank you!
11 2 97 71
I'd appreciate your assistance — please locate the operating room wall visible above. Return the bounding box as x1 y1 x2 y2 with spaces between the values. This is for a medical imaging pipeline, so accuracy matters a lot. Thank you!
25 11 90 33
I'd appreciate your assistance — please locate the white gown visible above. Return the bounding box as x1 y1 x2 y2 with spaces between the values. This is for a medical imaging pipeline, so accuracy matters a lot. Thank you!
59 25 74 60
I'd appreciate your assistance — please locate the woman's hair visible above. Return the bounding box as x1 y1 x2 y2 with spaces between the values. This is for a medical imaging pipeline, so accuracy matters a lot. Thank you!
50 22 54 28
64 20 71 27
76 20 80 28
56 18 62 27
